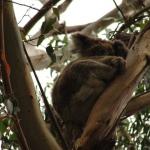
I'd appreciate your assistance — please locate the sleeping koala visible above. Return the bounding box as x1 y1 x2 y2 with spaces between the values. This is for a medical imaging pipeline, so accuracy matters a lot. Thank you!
52 33 128 147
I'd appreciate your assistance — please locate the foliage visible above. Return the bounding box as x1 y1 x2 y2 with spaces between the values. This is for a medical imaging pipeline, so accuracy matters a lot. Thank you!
26 4 150 149
2 0 150 149
37 9 150 149
0 83 20 149
114 68 150 150
103 12 150 150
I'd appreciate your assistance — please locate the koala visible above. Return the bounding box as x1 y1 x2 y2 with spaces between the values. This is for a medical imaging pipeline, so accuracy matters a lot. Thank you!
52 33 128 147
71 33 128 58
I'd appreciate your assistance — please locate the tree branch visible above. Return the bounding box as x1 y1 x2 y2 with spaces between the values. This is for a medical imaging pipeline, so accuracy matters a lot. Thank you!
117 6 150 34
24 0 150 70
23 0 59 35
4 2 61 149
57 0 73 14
29 0 74 40
122 90 150 119
75 23 150 149
81 0 150 35
23 0 75 70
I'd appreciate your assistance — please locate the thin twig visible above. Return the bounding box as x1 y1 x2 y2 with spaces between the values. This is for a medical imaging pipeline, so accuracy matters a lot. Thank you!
14 115 31 150
18 6 32 25
112 0 126 22
109 22 122 40
23 43 69 150
23 0 59 35
112 0 133 32
117 6 150 34
7 0 39 11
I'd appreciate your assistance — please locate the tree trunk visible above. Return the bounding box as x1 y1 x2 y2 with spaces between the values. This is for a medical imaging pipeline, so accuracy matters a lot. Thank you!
3 2 61 150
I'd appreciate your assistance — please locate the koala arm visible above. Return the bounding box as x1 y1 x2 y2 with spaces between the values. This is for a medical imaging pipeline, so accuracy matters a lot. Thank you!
52 56 126 123
52 56 126 147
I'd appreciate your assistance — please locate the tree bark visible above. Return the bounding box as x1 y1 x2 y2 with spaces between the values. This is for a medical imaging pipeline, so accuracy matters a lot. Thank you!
3 2 61 150
122 91 150 119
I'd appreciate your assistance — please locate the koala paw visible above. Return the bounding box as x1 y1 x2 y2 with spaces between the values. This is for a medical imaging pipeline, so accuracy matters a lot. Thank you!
110 57 126 73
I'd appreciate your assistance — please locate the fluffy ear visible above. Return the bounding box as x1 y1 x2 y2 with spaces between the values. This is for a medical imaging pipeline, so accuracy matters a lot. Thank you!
113 40 128 59
71 33 94 52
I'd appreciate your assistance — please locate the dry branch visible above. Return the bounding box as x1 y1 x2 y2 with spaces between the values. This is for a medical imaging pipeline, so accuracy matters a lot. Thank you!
4 2 61 150
23 0 58 35
57 0 73 14
122 91 150 119
26 0 150 70
28 0 73 40
81 0 150 35
75 25 150 149
24 0 74 70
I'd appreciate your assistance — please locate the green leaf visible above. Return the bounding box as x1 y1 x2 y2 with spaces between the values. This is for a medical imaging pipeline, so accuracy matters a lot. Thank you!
53 0 60 5
9 133 17 141
46 45 56 65
3 118 12 126
53 7 60 20
63 35 68 45
37 35 45 46
40 18 56 35
0 121 7 134
0 95 4 103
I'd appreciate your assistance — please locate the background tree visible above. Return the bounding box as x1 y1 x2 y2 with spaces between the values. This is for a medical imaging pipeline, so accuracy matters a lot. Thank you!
0 0 150 149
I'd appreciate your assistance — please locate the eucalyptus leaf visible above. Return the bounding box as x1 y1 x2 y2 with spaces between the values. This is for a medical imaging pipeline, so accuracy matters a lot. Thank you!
53 0 60 5
0 122 6 135
40 18 56 35
53 7 60 20
5 99 13 114
37 35 45 46
46 45 56 65
9 133 17 141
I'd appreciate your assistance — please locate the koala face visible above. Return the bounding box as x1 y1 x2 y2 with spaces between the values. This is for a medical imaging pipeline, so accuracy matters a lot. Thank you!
71 33 128 58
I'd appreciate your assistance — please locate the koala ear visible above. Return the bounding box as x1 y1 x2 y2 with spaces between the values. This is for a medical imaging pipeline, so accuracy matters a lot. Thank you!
113 40 128 58
71 33 94 50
